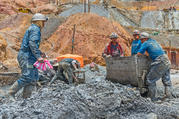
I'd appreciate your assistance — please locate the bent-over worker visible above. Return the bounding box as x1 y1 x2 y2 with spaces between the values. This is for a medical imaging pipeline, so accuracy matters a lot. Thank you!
137 32 173 101
49 58 80 85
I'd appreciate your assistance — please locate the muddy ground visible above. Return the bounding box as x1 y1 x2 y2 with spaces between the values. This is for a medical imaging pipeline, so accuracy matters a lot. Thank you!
0 65 179 119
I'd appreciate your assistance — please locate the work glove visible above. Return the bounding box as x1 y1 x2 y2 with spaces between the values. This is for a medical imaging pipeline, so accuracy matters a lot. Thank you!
38 57 44 63
102 53 106 58
106 55 112 58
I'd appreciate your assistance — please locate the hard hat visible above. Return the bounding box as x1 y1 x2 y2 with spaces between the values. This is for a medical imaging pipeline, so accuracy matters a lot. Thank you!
133 30 140 35
140 32 149 39
109 32 118 39
31 13 48 22
72 60 81 68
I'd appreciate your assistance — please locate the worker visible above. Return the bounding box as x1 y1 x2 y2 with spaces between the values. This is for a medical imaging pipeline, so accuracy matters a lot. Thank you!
7 13 48 100
131 30 142 55
102 32 123 58
137 32 173 101
49 58 81 85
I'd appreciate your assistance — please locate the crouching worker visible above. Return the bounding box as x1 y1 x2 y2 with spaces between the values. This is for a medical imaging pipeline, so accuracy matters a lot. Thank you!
102 32 123 58
49 58 81 85
7 13 48 101
137 32 173 101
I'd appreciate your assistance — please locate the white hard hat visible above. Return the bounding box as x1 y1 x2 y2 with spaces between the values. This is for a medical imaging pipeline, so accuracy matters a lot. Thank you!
72 60 81 68
109 32 118 39
133 30 140 35
140 32 150 39
31 13 48 22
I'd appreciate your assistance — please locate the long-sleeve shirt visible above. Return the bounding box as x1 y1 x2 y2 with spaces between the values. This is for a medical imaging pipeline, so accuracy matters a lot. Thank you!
103 41 123 57
19 24 42 64
138 38 165 61
131 39 142 55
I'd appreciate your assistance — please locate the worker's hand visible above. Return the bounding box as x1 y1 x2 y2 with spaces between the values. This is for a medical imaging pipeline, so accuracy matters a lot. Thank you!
41 52 47 58
137 52 143 56
106 55 112 58
102 53 106 58
38 57 44 63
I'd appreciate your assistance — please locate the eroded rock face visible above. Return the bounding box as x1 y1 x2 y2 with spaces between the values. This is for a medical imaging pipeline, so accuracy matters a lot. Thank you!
0 0 57 16
141 11 179 30
31 4 59 14
0 3 17 15
0 14 32 67
14 0 49 8
0 35 7 61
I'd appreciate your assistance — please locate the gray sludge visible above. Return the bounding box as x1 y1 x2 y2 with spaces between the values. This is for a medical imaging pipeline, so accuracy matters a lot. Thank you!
0 65 178 119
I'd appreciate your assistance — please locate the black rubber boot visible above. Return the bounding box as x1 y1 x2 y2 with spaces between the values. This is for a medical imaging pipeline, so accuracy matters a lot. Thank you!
165 86 173 98
8 81 21 101
148 84 158 102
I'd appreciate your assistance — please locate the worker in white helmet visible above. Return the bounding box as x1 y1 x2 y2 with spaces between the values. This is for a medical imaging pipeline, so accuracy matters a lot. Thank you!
137 32 173 101
7 13 48 101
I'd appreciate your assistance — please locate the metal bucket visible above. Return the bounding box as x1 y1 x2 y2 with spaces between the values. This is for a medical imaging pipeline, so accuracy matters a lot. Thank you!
105 55 151 88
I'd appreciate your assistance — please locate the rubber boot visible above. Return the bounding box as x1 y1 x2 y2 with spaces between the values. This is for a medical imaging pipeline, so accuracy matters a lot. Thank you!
22 85 33 99
148 85 158 102
8 81 21 101
165 86 173 98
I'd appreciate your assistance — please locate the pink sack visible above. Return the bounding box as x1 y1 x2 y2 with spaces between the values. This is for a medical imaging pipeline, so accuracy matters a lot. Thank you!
33 60 53 71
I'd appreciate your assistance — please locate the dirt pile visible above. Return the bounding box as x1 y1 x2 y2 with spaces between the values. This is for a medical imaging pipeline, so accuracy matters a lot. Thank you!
0 65 179 119
41 13 132 65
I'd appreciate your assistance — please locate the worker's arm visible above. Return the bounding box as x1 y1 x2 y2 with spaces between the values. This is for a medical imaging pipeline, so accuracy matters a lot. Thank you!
137 52 143 56
102 45 108 57
102 44 111 58
29 28 42 61
137 42 147 56
118 43 124 56
72 60 79 70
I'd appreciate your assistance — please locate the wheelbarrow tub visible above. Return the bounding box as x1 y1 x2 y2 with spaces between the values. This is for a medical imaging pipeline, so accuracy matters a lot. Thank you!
105 55 151 87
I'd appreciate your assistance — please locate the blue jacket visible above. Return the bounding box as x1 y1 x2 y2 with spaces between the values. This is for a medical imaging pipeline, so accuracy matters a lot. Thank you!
138 38 165 61
131 39 142 55
18 24 42 65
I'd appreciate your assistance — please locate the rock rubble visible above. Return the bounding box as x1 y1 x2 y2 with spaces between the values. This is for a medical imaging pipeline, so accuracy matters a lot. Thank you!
0 65 178 119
